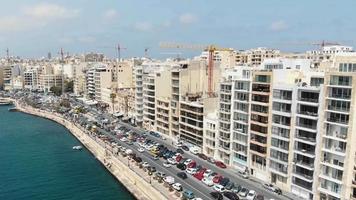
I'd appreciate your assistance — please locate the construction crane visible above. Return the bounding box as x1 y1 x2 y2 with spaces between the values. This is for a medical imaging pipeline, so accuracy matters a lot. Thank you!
160 42 233 97
97 43 127 60
279 40 342 51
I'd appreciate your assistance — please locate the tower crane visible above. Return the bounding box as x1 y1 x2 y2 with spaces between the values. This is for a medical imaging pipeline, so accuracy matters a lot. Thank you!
159 42 233 97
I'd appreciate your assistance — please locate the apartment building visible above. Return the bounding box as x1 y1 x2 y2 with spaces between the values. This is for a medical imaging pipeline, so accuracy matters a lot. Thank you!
24 69 38 90
235 47 280 67
94 66 113 101
203 112 218 157
38 74 63 92
179 95 218 147
316 54 356 200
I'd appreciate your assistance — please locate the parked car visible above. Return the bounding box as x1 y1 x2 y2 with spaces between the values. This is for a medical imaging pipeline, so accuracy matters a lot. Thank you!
203 169 213 178
256 194 264 200
219 177 230 187
133 156 142 163
210 192 223 200
176 149 184 154
184 159 193 166
177 172 188 179
182 190 195 199
186 167 198 175
142 162 150 168
172 183 183 191
187 161 197 169
163 161 171 168
177 163 187 170
163 176 175 185
137 147 145 152
225 181 235 190
262 183 282 195
246 190 256 200
238 188 249 197
213 184 226 193
215 161 227 168
213 174 223 184
198 153 208 160
167 158 177 165
202 177 214 187
223 191 239 200
155 172 166 179
181 145 189 151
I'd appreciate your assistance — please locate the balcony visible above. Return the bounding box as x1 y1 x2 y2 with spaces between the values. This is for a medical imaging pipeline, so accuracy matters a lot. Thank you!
326 116 349 125
293 169 314 182
294 159 314 169
252 84 270 93
327 105 350 113
321 158 344 170
295 132 316 144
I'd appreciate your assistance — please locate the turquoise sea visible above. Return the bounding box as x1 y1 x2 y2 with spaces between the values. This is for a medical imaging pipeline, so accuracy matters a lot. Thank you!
0 105 135 200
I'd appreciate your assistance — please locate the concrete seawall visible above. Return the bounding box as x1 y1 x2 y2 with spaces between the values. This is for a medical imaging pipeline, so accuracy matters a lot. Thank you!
15 103 167 200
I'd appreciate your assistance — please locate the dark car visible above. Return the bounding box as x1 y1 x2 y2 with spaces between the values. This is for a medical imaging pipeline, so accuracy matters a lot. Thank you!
198 153 208 160
225 182 235 190
134 156 142 163
147 166 156 173
219 177 230 187
231 185 242 193
210 192 223 200
176 149 184 154
181 145 189 151
177 172 188 179
223 191 239 200
177 163 187 170
256 194 264 200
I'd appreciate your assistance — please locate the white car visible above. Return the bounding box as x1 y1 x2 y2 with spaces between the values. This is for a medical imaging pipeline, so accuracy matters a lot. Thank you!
172 183 183 191
183 159 192 166
163 162 171 168
120 137 127 142
186 168 198 175
202 177 214 187
203 169 213 178
238 188 249 197
172 153 181 160
213 184 225 192
137 147 145 153
167 158 177 165
163 176 175 185
142 162 150 168
246 190 256 200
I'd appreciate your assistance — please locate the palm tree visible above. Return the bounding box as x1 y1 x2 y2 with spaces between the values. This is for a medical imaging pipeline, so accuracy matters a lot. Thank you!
110 93 117 113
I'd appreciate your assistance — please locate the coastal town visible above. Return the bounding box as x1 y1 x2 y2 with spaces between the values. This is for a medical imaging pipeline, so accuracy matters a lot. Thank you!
1 43 356 200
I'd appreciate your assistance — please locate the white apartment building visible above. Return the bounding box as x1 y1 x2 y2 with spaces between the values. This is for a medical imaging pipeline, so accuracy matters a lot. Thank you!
24 69 38 90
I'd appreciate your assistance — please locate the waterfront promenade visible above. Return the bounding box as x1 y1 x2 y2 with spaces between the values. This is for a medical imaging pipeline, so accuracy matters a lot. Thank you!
14 100 170 200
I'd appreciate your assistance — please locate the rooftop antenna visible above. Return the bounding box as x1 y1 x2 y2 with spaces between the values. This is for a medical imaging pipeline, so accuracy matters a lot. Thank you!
6 48 9 62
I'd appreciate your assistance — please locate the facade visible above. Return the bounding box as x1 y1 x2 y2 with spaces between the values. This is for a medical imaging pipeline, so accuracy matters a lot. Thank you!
38 74 63 92
23 69 38 90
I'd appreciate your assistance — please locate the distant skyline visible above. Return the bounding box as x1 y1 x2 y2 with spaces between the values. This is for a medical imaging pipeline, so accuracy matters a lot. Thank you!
1 0 356 59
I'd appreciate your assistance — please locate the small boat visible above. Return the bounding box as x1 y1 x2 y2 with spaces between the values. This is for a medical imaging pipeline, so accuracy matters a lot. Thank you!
0 99 12 106
8 107 18 112
72 145 83 150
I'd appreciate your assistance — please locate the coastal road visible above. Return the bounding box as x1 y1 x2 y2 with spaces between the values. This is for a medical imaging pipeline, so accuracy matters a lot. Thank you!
117 121 292 200
93 125 214 200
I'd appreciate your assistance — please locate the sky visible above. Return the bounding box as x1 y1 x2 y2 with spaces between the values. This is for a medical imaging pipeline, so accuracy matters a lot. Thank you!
0 0 356 59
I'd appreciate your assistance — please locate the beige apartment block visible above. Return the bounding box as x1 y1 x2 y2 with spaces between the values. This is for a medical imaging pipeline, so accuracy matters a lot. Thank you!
38 74 63 92
316 54 356 200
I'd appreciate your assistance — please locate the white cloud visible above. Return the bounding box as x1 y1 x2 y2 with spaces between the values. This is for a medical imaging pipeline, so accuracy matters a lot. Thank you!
179 13 198 24
103 9 118 20
23 3 79 19
134 22 153 32
269 20 288 31
0 3 79 33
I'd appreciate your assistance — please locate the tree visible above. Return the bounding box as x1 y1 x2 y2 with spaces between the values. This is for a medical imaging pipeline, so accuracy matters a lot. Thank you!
110 93 117 113
64 80 74 93
50 86 62 96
